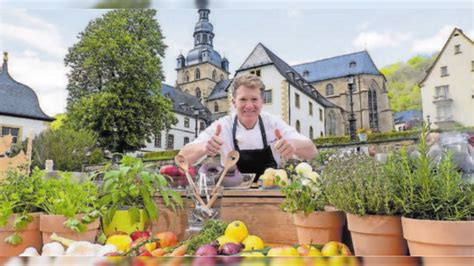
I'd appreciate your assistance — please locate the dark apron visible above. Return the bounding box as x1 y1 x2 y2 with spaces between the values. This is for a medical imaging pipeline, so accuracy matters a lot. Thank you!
232 115 278 180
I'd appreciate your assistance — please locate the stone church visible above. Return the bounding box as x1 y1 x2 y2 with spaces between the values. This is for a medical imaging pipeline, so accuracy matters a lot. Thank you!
171 8 393 139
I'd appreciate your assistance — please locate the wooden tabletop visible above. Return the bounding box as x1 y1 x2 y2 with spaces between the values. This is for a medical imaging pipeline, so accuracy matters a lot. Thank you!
160 188 283 197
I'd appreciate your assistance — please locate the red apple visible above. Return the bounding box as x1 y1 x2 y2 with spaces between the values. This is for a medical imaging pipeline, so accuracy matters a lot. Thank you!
188 166 197 177
177 168 185 177
160 165 179 176
139 250 152 257
130 230 151 241
154 231 178 248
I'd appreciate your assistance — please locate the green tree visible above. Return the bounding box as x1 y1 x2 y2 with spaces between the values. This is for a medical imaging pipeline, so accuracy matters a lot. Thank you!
94 0 151 8
64 9 176 153
381 53 437 112
31 128 100 171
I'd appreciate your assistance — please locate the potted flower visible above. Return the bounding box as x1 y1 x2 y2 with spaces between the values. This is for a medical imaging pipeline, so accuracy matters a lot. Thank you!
323 153 408 256
356 128 371 141
279 162 345 245
39 171 102 244
0 168 44 256
398 125 473 265
98 156 183 236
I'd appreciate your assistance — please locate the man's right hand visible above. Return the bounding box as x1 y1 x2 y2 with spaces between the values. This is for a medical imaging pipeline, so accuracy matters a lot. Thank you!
205 124 223 157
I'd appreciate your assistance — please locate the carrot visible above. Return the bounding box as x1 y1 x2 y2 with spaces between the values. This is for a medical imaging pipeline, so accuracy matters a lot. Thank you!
170 244 188 256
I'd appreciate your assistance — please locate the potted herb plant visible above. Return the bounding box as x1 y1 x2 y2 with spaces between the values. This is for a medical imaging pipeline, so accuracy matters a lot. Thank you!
0 168 44 256
39 171 101 244
356 128 371 142
324 153 408 256
98 156 183 236
399 125 473 265
280 163 345 245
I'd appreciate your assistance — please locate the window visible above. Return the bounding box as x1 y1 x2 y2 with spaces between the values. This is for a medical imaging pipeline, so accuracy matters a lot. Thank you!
440 66 448 76
212 70 217 81
220 74 224 81
183 137 190 145
436 105 453 121
325 83 334 96
454 44 461 54
303 70 309 77
309 126 314 139
203 34 208 43
471 61 474 71
166 134 174 150
200 121 205 131
319 108 323 121
320 131 324 137
154 132 161 148
184 117 190 128
435 85 449 99
295 93 300 108
309 102 313 116
1 126 20 144
214 102 219 112
195 87 201 98
250 69 261 77
263 90 272 104
349 61 357 68
368 81 379 131
185 71 190 82
195 68 201 80
296 120 301 133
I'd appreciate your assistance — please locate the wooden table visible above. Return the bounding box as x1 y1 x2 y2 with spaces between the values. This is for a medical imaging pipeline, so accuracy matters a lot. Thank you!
153 189 298 244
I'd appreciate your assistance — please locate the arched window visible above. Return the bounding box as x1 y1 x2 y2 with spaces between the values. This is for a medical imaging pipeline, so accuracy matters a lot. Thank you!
214 102 219 112
325 83 334 96
166 134 174 150
309 126 314 139
296 120 301 133
195 87 201 98
195 68 200 80
328 110 337 136
185 71 189 82
212 70 217 81
154 132 161 148
220 74 224 81
184 117 190 128
368 81 380 132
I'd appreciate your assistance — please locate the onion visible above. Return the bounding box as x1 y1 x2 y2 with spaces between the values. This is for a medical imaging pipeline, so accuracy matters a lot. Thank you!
195 244 219 256
220 243 243 255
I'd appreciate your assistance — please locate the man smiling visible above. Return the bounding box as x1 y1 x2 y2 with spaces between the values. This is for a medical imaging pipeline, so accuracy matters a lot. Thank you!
178 74 317 178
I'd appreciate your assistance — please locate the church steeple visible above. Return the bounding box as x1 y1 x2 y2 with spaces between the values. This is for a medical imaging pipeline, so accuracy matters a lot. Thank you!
193 9 214 48
2 52 8 74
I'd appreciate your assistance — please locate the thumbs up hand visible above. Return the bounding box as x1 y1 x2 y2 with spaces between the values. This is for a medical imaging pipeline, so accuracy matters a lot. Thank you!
206 124 224 157
274 129 296 159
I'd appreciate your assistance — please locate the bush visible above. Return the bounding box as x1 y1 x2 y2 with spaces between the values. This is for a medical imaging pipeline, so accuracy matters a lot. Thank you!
143 150 179 161
32 128 100 171
323 153 402 216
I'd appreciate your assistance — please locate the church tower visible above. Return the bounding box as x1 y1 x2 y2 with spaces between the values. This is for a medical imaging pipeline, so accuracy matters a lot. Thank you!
176 9 230 103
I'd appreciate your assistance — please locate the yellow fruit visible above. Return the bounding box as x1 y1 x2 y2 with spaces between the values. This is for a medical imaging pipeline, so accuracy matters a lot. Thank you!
267 246 299 256
240 251 265 257
106 234 132 252
264 168 276 177
225 220 249 242
242 235 264 251
260 174 274 187
217 235 239 247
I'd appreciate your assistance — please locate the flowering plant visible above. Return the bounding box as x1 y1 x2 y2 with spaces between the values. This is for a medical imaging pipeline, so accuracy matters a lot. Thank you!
279 162 327 214
356 128 372 134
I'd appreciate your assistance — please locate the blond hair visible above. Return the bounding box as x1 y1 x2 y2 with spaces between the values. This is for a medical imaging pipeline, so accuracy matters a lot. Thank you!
232 74 265 97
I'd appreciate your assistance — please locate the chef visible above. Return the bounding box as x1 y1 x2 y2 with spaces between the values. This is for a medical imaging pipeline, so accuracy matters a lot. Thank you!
178 74 318 178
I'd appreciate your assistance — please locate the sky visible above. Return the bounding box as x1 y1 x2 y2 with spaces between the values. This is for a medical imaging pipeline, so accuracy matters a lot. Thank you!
0 0 472 116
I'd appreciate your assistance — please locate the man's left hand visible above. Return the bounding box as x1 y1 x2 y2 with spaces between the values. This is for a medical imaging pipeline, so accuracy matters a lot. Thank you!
274 129 296 158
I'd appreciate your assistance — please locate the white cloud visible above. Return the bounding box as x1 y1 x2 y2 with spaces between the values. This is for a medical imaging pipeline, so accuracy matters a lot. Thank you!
7 51 68 116
287 10 302 19
353 30 412 49
411 25 457 53
0 9 67 58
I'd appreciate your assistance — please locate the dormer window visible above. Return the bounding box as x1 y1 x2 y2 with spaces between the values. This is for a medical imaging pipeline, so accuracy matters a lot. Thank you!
349 61 356 68
303 70 309 77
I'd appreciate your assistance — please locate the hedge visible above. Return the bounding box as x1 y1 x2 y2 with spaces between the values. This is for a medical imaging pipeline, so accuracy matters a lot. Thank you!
143 150 179 161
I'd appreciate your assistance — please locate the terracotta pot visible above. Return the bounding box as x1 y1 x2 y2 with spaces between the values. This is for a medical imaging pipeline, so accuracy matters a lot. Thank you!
40 214 99 244
0 212 42 256
402 217 474 266
347 213 407 255
293 211 345 245
363 257 419 266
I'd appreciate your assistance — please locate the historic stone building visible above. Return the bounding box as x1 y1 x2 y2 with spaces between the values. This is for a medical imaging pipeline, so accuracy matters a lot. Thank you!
292 51 394 133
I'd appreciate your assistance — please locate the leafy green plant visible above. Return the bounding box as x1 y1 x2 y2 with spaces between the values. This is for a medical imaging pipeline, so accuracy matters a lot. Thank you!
0 168 45 245
397 124 473 221
279 164 327 214
98 156 183 227
323 153 402 216
39 172 101 232
184 219 228 254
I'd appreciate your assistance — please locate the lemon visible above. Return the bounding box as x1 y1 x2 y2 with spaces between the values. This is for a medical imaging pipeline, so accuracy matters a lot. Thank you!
266 246 299 257
217 235 239 247
242 235 264 251
105 234 132 252
225 220 249 242
240 251 265 257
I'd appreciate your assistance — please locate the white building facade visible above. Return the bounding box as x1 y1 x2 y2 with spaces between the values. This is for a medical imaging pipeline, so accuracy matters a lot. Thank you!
420 28 474 128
